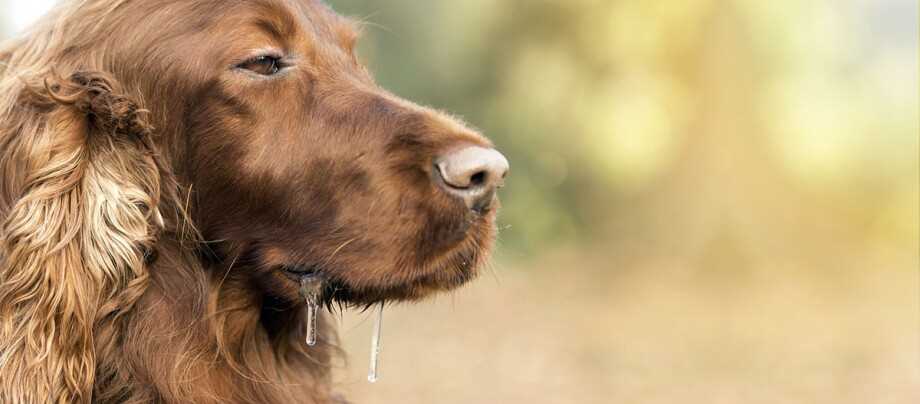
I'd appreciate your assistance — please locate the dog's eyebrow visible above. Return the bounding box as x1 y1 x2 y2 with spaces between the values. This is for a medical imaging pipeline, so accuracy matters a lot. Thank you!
303 0 358 43
254 17 296 44
250 1 300 45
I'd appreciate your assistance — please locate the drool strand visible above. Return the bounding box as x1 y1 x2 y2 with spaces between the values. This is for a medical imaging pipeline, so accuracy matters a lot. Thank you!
368 303 384 383
299 276 323 347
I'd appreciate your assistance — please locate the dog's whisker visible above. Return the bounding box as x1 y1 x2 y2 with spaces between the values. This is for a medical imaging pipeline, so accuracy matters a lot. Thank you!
322 237 357 267
354 11 392 34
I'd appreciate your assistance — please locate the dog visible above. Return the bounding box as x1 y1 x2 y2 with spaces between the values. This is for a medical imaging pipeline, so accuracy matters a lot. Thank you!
0 0 508 402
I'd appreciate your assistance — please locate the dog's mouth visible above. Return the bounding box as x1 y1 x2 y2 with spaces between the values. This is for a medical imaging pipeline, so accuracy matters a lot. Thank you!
272 205 493 307
280 244 480 308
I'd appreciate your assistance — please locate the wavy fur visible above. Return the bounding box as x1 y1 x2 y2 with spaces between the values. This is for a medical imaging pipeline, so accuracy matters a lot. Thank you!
0 4 184 400
0 2 340 402
0 69 168 402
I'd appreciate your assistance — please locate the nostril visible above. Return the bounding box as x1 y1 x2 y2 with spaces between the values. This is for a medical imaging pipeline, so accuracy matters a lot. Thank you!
434 146 510 210
469 171 487 188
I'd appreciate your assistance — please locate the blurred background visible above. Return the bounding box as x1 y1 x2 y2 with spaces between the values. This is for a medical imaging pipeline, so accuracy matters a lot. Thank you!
2 0 917 402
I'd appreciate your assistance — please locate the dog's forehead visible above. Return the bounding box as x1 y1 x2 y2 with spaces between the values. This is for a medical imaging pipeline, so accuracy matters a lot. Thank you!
250 0 361 47
149 0 358 47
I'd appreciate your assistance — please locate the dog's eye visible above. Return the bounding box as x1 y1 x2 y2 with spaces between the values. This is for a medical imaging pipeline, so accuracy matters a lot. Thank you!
237 55 284 76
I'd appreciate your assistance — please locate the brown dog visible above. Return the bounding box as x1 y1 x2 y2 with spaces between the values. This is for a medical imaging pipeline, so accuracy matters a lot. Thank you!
0 1 508 402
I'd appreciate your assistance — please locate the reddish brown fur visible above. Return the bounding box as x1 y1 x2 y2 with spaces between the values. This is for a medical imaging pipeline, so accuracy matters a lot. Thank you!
0 1 501 403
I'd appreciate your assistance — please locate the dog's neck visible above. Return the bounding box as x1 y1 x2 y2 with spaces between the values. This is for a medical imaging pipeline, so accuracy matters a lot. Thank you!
93 236 344 404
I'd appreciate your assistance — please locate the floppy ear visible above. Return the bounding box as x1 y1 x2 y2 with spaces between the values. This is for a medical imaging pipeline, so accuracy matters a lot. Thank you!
0 71 167 403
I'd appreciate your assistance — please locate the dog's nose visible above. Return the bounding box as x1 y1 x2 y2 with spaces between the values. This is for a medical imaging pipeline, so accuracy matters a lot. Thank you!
435 146 509 211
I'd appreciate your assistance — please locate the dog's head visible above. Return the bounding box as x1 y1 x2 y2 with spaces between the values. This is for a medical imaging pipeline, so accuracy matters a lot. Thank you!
173 1 508 306
149 0 508 306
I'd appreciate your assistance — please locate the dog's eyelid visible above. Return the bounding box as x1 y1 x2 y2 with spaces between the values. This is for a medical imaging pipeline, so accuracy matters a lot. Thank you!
234 50 297 77
235 45 280 59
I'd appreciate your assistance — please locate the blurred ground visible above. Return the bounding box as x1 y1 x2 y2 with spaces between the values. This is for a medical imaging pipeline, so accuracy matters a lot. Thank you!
332 246 918 404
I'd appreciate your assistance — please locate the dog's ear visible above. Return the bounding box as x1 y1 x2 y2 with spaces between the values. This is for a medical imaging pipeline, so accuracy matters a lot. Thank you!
0 71 166 403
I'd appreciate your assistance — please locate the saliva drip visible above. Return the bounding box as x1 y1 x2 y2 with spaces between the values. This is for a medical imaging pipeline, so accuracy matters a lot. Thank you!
298 277 385 383
299 276 323 346
368 303 384 383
